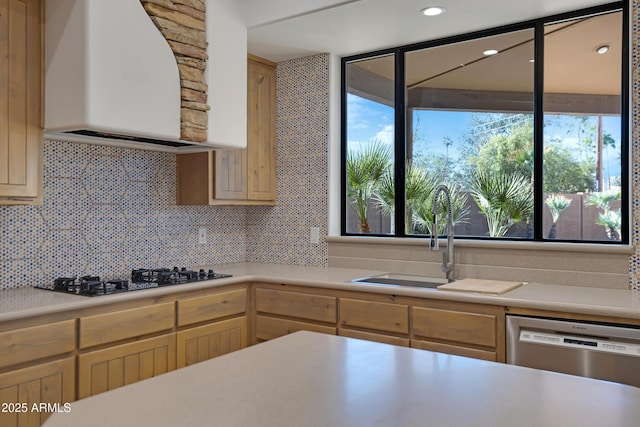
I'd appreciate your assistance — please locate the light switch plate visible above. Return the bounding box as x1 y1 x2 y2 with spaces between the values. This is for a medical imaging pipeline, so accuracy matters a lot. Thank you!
310 227 320 244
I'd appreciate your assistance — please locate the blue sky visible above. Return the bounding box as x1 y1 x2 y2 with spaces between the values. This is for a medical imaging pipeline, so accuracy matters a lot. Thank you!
346 93 622 184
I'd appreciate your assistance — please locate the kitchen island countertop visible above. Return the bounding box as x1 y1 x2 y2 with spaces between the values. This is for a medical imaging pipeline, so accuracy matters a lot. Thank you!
42 331 640 427
2 262 640 322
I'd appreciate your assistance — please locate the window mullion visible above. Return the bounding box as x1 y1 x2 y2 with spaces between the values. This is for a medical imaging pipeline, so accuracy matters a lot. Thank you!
394 49 407 237
533 22 545 241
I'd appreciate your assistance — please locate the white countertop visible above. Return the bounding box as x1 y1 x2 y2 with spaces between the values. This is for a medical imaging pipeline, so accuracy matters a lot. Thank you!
2 262 640 322
42 331 640 427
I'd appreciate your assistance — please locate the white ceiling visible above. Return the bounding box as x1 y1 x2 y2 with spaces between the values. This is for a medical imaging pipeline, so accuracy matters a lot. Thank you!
245 0 614 62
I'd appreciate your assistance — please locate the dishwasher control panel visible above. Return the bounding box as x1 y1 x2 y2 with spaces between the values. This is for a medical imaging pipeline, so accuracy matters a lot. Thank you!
520 329 640 357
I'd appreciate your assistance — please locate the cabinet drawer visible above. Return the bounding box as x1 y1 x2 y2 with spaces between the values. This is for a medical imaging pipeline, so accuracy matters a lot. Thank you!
339 328 410 347
79 302 175 349
411 339 497 362
177 288 246 326
0 320 75 369
412 306 496 347
256 315 336 341
340 298 409 334
256 288 337 323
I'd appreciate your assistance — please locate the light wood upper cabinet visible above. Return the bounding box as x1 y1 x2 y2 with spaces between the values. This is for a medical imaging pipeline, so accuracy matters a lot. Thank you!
245 55 276 201
0 0 43 205
177 55 276 205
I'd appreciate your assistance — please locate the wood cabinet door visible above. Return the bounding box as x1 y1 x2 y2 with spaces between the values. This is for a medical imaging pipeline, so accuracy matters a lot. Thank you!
214 148 247 200
77 334 176 399
0 357 74 427
246 56 276 201
176 317 247 368
0 0 42 202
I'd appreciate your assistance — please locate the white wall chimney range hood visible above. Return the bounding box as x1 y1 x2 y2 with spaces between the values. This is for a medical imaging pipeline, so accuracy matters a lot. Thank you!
45 0 247 152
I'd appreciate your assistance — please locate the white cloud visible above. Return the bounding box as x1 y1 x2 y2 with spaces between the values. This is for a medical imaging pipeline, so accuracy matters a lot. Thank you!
374 124 394 145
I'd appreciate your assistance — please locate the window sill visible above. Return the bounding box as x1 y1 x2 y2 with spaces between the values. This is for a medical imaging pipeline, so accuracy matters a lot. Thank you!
326 235 634 255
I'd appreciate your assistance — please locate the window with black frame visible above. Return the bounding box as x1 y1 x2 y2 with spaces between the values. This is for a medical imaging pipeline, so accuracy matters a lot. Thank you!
342 4 627 244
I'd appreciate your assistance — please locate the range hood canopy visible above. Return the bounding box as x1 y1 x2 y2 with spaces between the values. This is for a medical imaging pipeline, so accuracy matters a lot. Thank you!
45 0 247 152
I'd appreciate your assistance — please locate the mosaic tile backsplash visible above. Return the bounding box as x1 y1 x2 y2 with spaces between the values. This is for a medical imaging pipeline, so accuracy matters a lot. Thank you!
0 54 330 289
630 0 640 290
247 54 329 266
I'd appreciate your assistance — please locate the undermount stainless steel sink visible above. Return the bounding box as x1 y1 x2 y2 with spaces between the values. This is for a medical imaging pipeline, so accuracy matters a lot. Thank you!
351 273 452 289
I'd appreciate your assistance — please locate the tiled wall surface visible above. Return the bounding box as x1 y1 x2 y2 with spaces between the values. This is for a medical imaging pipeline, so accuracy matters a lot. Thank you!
246 54 329 266
1 141 248 289
0 54 330 289
630 0 640 289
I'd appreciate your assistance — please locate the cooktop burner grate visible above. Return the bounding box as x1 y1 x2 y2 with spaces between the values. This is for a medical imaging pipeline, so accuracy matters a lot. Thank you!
37 267 232 297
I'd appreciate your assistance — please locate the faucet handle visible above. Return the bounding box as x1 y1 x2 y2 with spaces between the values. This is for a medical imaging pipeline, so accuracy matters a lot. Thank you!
429 234 439 251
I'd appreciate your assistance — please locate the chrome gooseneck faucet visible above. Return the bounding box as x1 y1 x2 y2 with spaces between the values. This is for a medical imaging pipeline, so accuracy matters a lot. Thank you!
429 185 455 282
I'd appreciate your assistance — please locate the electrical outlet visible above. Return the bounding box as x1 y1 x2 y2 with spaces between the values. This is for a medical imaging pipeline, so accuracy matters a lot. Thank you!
198 227 208 244
310 227 320 244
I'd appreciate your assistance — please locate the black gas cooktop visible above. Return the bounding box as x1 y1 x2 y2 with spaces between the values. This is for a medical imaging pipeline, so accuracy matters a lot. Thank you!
37 267 232 297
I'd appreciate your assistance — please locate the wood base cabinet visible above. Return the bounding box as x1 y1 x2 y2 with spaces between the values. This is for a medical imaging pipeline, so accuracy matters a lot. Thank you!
411 301 504 362
339 328 410 347
338 297 410 346
0 357 74 427
77 334 176 399
177 317 247 368
254 287 338 342
255 315 336 341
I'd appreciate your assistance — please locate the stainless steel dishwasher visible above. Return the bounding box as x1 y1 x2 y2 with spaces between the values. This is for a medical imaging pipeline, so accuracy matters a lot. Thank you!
506 315 640 387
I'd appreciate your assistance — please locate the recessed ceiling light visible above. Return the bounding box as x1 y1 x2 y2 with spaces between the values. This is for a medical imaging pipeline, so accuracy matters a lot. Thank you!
595 44 610 54
421 6 445 16
483 49 499 56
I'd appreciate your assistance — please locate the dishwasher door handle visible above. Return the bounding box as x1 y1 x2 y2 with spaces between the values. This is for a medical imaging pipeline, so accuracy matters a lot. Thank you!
519 329 640 357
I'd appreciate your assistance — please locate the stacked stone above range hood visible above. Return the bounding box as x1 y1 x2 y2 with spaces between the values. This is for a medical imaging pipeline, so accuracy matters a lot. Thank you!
142 0 210 143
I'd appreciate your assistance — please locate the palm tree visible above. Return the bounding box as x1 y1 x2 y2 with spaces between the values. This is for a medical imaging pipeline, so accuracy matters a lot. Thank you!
545 194 572 239
584 190 621 240
372 167 395 232
375 162 439 234
469 170 534 237
596 209 621 241
374 163 469 234
346 140 392 232
412 182 470 235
